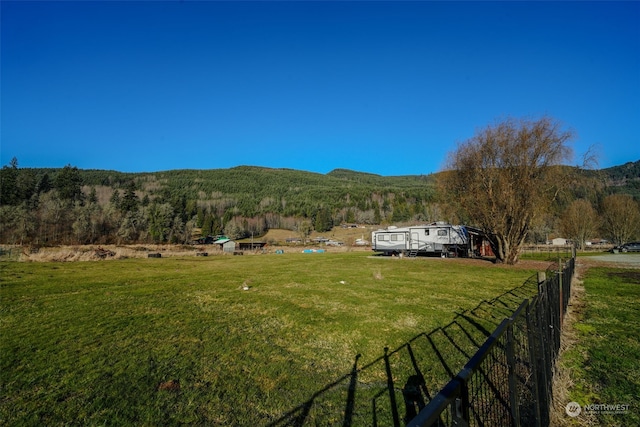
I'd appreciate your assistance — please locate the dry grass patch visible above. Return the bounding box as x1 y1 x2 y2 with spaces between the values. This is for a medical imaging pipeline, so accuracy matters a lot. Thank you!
551 268 599 426
20 244 215 262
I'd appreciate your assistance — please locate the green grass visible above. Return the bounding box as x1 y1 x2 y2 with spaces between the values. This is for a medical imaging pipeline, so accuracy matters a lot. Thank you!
561 267 640 426
520 248 574 262
1 253 541 426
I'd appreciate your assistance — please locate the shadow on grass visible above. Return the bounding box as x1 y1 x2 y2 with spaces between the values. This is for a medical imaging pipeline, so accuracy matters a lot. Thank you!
265 276 538 427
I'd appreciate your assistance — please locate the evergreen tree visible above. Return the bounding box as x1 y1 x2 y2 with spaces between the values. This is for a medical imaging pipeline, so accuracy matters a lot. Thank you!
201 213 214 236
110 189 121 210
120 181 139 213
0 157 19 206
345 209 356 224
313 207 333 232
16 169 36 202
88 187 98 205
147 203 174 243
391 202 410 222
36 173 53 194
185 199 197 223
374 207 382 224
212 216 223 236
55 164 84 204
196 207 205 228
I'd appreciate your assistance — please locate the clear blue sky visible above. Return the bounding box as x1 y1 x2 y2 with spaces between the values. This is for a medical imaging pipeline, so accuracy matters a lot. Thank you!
2 1 639 176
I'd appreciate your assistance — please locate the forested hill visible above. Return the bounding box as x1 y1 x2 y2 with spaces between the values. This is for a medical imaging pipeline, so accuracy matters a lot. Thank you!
17 165 436 210
600 160 640 200
0 163 439 244
1 159 637 245
24 160 637 205
82 166 436 189
79 165 437 218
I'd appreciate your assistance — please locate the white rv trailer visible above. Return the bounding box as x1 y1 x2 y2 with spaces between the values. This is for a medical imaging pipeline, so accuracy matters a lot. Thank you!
371 222 470 257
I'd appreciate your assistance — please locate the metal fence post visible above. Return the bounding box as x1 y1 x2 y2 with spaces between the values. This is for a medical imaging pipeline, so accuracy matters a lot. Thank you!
459 377 470 425
506 323 521 427
558 258 563 329
536 277 552 426
525 302 542 427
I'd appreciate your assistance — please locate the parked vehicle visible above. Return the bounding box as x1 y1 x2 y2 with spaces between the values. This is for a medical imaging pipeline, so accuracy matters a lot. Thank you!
372 222 470 257
614 242 640 253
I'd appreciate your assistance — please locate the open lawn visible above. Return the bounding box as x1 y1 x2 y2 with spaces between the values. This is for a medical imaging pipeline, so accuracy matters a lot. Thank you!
1 252 546 426
559 265 640 426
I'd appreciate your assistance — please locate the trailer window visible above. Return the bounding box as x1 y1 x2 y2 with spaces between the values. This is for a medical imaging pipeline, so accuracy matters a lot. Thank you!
390 234 404 242
377 234 388 241
438 229 448 236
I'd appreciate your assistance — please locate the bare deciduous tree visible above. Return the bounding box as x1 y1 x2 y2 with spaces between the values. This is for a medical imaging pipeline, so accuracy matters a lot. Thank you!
560 199 598 250
296 219 312 244
439 116 573 264
600 194 640 245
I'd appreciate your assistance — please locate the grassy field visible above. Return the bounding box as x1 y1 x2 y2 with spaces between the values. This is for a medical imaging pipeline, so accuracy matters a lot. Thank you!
559 266 640 426
1 252 544 426
259 225 377 246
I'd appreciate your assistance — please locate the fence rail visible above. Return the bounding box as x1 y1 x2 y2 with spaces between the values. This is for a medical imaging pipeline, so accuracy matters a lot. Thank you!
407 256 575 427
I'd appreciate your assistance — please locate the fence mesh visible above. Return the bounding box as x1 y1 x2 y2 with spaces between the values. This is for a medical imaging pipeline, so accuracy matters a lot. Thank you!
407 254 575 427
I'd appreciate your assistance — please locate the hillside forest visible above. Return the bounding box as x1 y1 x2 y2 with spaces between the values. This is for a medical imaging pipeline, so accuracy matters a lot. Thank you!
1 157 639 247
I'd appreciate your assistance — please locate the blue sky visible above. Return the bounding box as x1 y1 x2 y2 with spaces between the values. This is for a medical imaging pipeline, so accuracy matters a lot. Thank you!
2 1 639 176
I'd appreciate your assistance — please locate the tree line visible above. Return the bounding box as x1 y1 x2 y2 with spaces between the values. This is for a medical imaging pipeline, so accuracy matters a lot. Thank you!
0 161 438 245
1 119 639 257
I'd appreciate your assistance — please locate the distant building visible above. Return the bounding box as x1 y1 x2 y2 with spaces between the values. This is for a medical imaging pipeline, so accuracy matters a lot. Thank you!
238 242 267 251
213 237 236 253
551 237 568 246
194 234 226 245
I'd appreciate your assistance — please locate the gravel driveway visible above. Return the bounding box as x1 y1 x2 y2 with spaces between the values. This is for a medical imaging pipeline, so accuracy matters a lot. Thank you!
580 253 640 267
